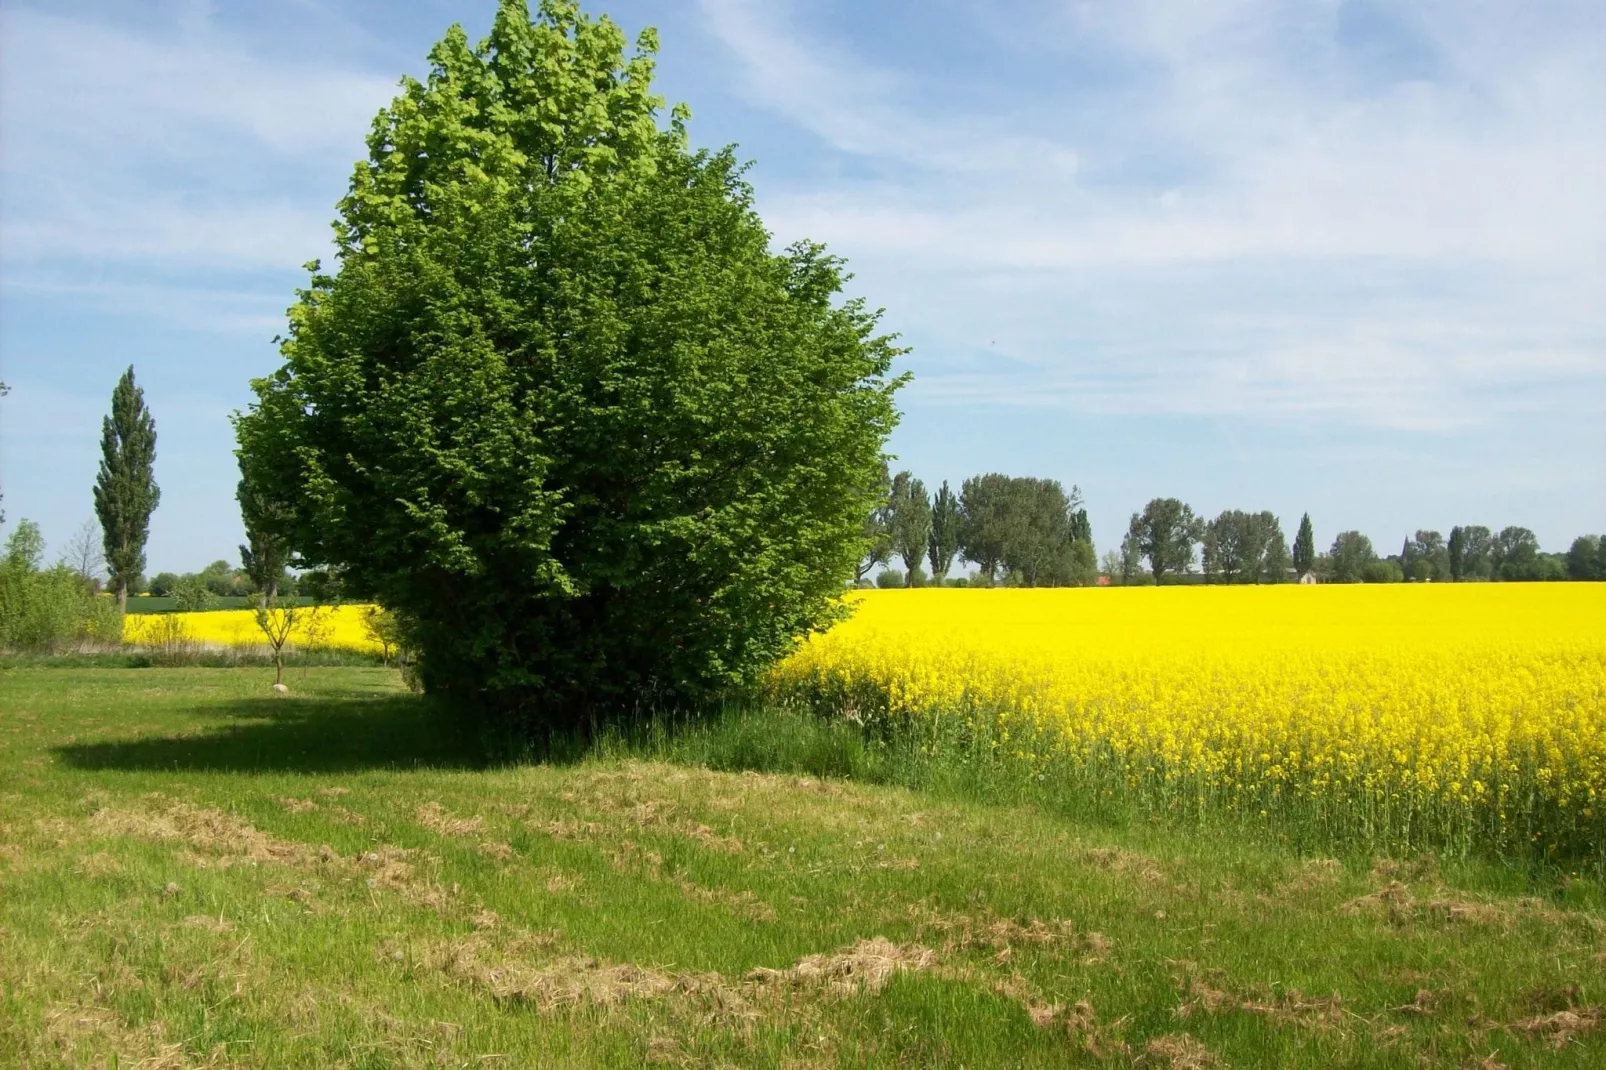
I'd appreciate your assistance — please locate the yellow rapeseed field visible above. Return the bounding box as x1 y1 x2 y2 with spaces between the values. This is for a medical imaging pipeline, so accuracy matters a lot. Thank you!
771 585 1606 859
124 605 384 656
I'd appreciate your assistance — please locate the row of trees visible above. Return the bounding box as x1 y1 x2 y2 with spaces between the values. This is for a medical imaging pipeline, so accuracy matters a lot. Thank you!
861 485 1606 588
860 470 1096 587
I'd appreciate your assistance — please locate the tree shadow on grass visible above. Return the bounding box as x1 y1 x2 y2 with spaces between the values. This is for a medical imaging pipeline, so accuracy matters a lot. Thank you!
54 693 492 774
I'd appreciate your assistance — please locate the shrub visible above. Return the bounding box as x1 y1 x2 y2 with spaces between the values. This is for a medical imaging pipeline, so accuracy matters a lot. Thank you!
234 2 901 735
0 521 122 652
1361 559 1403 583
171 575 215 612
876 570 906 589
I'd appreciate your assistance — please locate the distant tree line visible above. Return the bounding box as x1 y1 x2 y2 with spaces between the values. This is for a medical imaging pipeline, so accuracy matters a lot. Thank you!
857 481 1606 588
860 467 1096 587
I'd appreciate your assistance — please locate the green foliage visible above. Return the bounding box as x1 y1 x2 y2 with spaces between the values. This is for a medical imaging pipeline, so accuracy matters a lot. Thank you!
1128 497 1201 585
1292 513 1315 576
925 480 961 582
874 568 905 589
1458 525 1494 580
997 478 1079 587
147 571 180 598
1328 530 1376 583
1567 535 1605 581
1492 526 1542 581
1202 509 1285 584
92 366 160 609
1361 558 1404 583
235 0 902 733
956 473 1012 585
0 520 121 651
238 470 292 598
887 471 931 585
855 460 893 583
953 474 1092 588
171 575 215 613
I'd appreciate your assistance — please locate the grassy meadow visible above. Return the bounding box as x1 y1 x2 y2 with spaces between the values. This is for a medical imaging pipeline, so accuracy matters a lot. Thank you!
4 662 1606 1067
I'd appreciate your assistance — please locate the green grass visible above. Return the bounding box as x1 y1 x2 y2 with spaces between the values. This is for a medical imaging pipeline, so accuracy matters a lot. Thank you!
3 664 1604 1067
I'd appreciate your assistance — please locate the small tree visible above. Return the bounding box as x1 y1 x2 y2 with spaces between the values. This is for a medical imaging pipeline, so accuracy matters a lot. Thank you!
94 367 160 611
926 480 962 582
172 575 214 612
1448 526 1467 581
363 605 404 664
62 520 105 590
888 472 932 586
1118 530 1144 585
1292 513 1315 576
254 593 303 687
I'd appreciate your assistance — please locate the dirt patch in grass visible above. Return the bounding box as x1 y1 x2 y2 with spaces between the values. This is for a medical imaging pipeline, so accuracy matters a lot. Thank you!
417 929 745 1018
1141 1033 1224 1069
1340 881 1596 933
415 801 485 837
1079 845 1168 886
1274 858 1345 897
90 800 314 869
908 903 1111 965
1173 962 1345 1031
677 879 777 923
74 852 124 878
745 937 936 994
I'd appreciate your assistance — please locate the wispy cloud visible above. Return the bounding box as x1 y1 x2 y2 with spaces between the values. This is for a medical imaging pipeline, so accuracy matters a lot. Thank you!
0 7 395 277
697 0 1606 431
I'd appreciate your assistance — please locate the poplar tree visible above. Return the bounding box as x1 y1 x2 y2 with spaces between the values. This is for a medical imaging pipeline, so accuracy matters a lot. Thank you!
93 367 159 611
926 480 962 582
1293 513 1315 576
888 471 932 585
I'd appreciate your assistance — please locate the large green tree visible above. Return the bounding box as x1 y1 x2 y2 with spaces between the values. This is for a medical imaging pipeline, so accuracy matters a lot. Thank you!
235 0 902 732
1128 498 1201 585
93 366 160 611
1328 530 1376 584
957 473 1013 585
1492 526 1542 581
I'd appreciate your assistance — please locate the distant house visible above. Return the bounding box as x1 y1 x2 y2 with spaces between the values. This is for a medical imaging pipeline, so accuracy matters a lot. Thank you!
1298 571 1319 585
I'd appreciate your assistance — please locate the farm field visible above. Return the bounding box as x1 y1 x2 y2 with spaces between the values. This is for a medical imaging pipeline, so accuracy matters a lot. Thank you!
775 585 1606 865
4 664 1606 1067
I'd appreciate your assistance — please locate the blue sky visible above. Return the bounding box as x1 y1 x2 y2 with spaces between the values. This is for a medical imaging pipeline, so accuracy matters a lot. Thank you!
2 0 1602 573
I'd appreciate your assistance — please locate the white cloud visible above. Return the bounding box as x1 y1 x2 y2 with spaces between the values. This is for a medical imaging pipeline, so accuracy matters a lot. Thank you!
0 7 395 273
696 0 1606 431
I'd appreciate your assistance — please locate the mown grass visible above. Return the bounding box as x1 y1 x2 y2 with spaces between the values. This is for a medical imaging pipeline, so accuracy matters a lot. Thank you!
2 663 1604 1067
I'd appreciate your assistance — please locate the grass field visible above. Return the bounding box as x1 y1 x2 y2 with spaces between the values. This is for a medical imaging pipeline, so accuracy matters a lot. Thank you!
3 664 1605 1067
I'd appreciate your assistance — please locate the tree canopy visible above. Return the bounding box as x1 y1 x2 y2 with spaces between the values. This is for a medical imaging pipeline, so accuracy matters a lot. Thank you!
235 0 902 732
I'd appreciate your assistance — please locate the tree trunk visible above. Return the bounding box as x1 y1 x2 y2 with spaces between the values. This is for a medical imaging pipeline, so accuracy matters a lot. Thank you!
116 579 128 613
274 653 284 686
